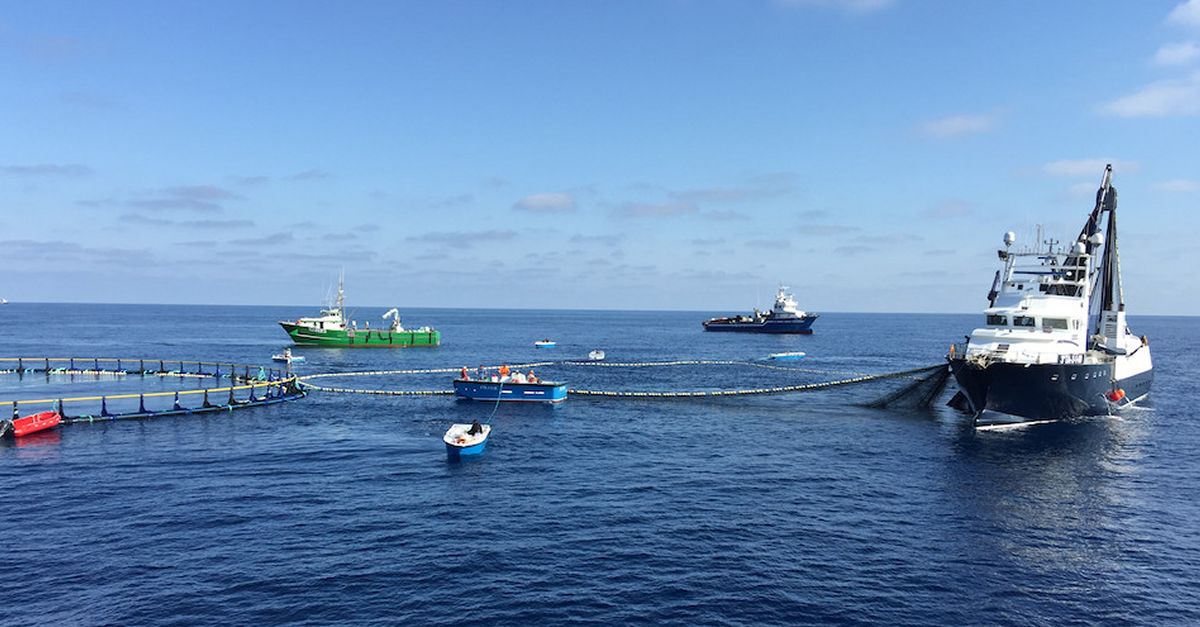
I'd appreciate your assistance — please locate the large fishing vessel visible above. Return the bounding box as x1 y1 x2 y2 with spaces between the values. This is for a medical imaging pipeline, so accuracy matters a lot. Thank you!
278 276 440 348
948 165 1152 426
703 285 818 334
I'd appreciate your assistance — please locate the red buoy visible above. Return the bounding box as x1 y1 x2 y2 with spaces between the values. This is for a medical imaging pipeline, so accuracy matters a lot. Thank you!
1107 389 1126 402
11 411 62 437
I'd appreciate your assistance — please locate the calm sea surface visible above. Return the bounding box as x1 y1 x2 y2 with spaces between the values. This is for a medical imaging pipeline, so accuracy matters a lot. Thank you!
1 304 1197 625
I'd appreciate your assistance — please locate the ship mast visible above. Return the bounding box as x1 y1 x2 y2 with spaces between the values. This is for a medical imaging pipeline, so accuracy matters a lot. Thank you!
337 269 345 315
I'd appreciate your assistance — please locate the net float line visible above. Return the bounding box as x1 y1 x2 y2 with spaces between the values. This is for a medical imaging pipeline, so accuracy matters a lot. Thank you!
296 361 944 399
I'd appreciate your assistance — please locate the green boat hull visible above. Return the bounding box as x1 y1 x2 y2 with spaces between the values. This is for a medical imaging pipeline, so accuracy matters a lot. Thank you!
280 323 440 348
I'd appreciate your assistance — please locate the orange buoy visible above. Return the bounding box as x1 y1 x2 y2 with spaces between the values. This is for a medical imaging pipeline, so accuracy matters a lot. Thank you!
1107 389 1126 402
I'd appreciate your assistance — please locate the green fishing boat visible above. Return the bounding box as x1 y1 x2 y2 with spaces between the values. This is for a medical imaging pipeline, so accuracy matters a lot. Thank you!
278 277 440 348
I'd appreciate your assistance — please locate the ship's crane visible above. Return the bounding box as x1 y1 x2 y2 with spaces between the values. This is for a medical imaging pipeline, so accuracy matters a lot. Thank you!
382 308 403 331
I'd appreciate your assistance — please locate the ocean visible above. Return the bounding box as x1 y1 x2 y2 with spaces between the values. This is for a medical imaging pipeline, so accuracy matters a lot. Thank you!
1 303 1197 625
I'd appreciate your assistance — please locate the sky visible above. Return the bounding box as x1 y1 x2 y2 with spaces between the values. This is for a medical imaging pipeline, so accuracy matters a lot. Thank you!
1 0 1199 313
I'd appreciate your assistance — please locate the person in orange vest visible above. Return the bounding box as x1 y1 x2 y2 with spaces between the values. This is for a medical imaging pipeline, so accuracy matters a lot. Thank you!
499 364 510 378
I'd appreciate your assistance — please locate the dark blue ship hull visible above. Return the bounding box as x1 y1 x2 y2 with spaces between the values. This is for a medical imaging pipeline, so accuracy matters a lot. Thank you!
702 315 817 334
948 358 1153 425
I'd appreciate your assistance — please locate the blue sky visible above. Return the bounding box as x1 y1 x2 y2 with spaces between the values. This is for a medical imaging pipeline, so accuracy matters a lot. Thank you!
2 0 1198 313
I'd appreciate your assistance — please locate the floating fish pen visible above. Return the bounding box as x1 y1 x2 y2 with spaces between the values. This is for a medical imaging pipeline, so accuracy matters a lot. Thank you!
0 357 304 426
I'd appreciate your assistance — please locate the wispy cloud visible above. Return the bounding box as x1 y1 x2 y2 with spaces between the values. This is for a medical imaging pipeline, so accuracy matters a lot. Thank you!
857 233 923 244
1154 41 1200 66
128 185 243 213
745 238 792 249
672 171 798 205
229 232 294 246
691 238 727 246
1168 0 1200 29
702 210 750 221
512 192 577 214
917 113 997 138
833 244 878 255
614 201 699 218
774 0 894 14
0 163 93 177
798 224 860 236
232 175 271 186
1154 178 1200 192
1042 158 1137 177
287 169 331 181
119 213 173 226
407 229 517 247
921 199 973 219
58 90 113 109
183 219 254 229
322 232 359 241
433 193 475 208
570 233 623 246
1100 71 1200 117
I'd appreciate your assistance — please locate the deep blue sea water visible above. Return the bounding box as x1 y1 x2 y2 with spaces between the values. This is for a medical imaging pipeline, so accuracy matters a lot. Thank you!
1 304 1197 626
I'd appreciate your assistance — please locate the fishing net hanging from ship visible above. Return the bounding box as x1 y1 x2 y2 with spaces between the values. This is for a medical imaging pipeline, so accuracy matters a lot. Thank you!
311 360 951 407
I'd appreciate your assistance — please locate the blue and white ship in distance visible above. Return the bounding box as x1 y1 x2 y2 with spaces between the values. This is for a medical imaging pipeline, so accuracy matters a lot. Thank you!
948 164 1153 427
703 286 818 334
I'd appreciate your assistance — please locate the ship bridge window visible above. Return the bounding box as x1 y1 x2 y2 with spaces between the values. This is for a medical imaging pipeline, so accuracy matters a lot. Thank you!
986 314 1007 326
1013 315 1036 327
1043 318 1069 330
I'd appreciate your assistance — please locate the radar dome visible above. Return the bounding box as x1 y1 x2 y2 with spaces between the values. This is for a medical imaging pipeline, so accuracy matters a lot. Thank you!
1088 232 1104 246
1003 231 1016 247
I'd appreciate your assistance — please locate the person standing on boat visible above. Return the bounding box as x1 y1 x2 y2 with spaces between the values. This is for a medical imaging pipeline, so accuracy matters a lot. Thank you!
460 366 468 380
527 370 538 383
467 419 483 435
475 365 485 380
499 364 510 378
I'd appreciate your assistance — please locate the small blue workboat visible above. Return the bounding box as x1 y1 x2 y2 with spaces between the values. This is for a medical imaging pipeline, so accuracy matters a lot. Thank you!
453 378 568 403
443 422 491 461
766 351 807 361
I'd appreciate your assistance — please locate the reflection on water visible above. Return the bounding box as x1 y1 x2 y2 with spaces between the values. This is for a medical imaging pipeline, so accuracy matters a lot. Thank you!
941 411 1154 603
